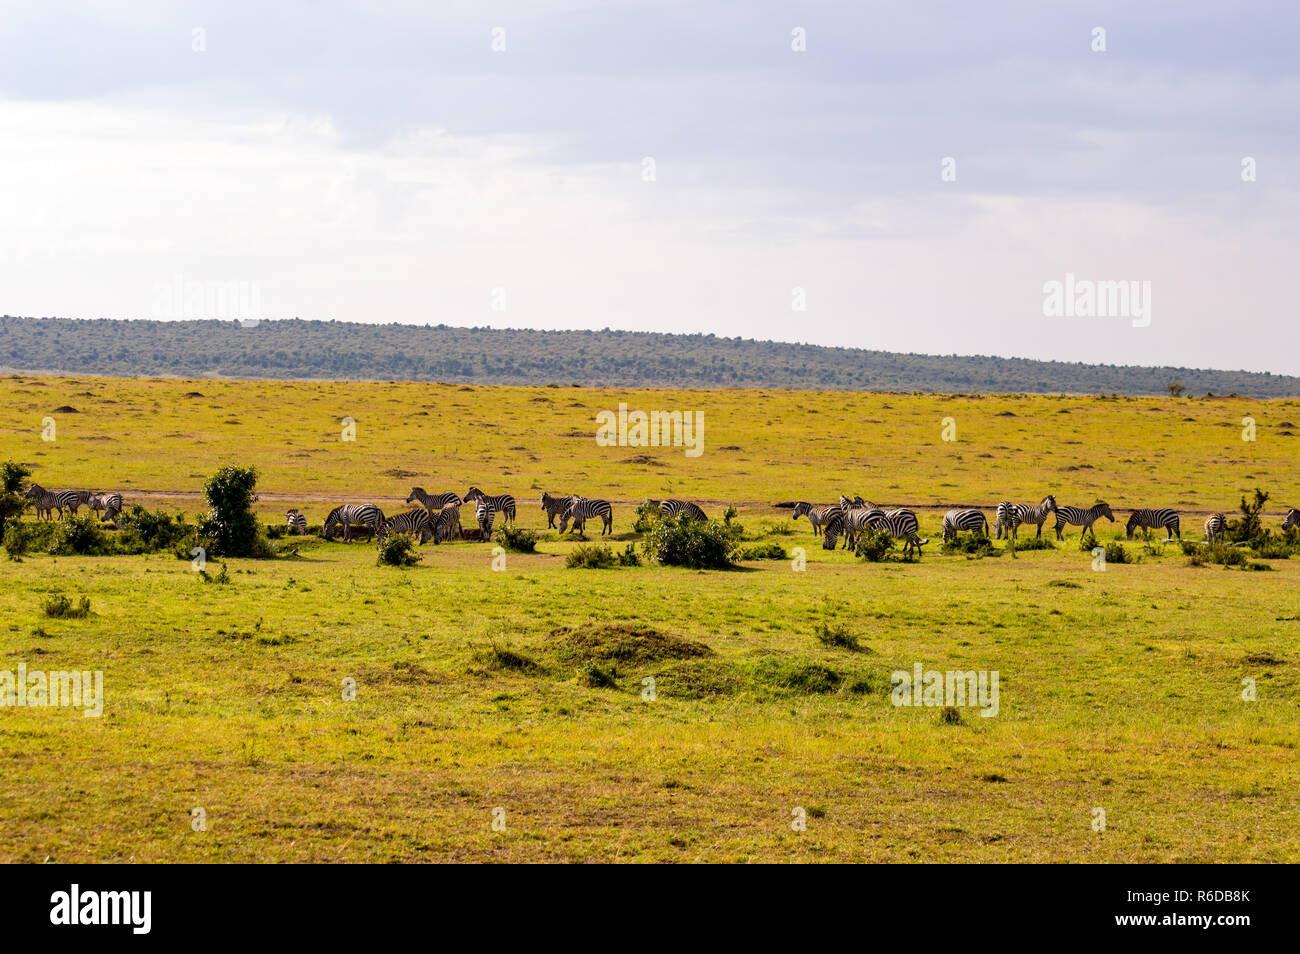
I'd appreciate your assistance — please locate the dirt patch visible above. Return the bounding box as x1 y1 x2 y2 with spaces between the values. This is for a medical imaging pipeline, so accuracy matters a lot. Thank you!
381 468 425 478
622 455 666 467
547 623 712 665
51 405 79 413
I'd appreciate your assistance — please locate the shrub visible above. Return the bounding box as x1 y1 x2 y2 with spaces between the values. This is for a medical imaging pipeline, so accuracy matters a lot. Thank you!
116 506 193 554
1188 543 1247 567
49 513 111 555
1227 488 1269 545
0 459 32 544
1009 535 1055 551
642 515 739 569
854 528 895 562
617 544 641 567
377 534 421 567
43 593 91 618
815 621 861 652
740 541 788 560
197 466 268 558
566 544 617 568
632 501 660 533
1102 540 1133 565
496 525 538 553
940 534 997 556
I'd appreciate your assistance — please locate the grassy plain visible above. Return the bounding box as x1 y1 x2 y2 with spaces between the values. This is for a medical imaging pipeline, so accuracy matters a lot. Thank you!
0 375 1297 862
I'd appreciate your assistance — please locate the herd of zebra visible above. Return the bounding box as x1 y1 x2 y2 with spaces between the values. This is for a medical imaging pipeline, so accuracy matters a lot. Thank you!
21 483 124 526
289 487 620 545
20 478 1300 558
791 494 1300 555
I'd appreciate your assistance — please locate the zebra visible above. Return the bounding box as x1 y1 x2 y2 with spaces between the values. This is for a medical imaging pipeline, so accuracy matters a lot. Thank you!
541 492 575 528
559 497 613 536
323 504 385 542
826 508 927 556
431 503 462 543
1126 508 1181 541
91 492 124 528
377 509 435 545
1283 509 1299 532
465 487 515 525
942 508 989 543
1007 495 1058 541
993 501 1015 539
839 494 872 511
474 498 496 536
23 484 83 519
1204 513 1228 544
1053 502 1114 540
285 508 308 535
647 498 707 521
792 502 844 537
823 507 886 550
406 488 462 514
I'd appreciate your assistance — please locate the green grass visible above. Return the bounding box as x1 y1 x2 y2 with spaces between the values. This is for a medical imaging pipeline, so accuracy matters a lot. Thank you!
0 375 1298 862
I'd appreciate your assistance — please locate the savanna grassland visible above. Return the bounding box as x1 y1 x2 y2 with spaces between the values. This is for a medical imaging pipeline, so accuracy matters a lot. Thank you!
1 374 1298 862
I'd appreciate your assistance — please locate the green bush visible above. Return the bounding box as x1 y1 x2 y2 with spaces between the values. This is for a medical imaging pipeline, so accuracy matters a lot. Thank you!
496 525 538 553
854 528 896 562
632 501 660 533
642 515 739 569
1009 535 1055 552
566 544 617 568
116 506 193 554
1103 540 1133 565
617 544 641 567
814 621 861 652
376 534 421 567
42 593 91 618
197 466 269 558
940 534 997 556
49 513 111 555
0 459 32 544
1188 543 1247 567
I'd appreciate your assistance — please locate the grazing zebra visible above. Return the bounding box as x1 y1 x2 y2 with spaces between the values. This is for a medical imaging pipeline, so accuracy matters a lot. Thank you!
431 503 462 543
942 508 989 543
474 498 496 536
648 498 707 521
465 487 515 525
792 502 844 537
560 497 614 536
827 508 927 556
839 494 872 511
323 504 385 542
377 509 435 545
1283 509 1299 531
1053 502 1114 540
285 509 308 535
406 487 462 514
91 492 124 528
993 501 1015 540
1204 513 1228 544
541 492 575 529
1007 495 1058 541
823 507 886 550
23 484 83 519
1125 508 1181 541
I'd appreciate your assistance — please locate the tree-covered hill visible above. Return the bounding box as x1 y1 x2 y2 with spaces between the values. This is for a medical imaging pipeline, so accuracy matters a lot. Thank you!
1 315 1296 395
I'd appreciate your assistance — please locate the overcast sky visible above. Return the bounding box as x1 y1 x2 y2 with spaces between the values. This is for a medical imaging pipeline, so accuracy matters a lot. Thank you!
1 1 1297 373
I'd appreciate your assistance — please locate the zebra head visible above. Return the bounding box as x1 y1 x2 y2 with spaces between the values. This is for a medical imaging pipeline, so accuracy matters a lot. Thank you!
405 487 426 505
464 486 485 503
22 484 43 500
791 501 812 521
323 506 343 538
1097 502 1115 522
1124 512 1139 539
1043 494 1058 512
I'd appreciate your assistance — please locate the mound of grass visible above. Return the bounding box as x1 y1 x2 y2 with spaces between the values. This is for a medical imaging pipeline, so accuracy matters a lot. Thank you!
496 526 538 553
376 534 421 567
477 643 545 675
815 621 862 652
565 544 617 568
576 660 618 689
1009 535 1055 552
940 535 998 557
652 659 742 699
740 541 788 560
749 658 843 695
42 593 91 619
548 623 712 665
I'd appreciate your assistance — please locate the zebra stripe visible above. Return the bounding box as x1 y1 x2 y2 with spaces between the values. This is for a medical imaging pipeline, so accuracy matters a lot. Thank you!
1125 508 1181 540
541 492 575 528
649 498 707 521
431 503 462 543
993 501 1015 540
1283 509 1299 531
1007 495 1058 541
560 497 613 536
465 487 515 525
378 509 435 544
838 494 872 511
92 492 124 528
406 487 462 513
823 507 885 550
23 484 84 519
323 504 385 542
1204 513 1227 544
826 508 927 556
474 498 496 536
1053 502 1114 540
942 508 989 543
792 502 843 537
285 509 308 534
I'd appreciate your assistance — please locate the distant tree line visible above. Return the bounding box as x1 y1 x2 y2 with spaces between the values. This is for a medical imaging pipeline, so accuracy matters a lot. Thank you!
1 316 1297 396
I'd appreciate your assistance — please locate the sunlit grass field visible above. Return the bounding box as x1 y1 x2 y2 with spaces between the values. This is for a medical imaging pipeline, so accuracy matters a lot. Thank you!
0 374 1297 862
